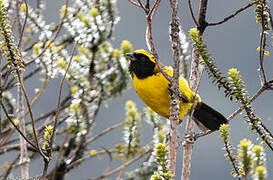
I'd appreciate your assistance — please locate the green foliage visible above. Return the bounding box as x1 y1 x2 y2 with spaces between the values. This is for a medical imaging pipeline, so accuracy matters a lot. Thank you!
254 0 271 31
190 28 273 150
189 28 232 99
219 124 240 178
227 68 273 149
0 1 24 73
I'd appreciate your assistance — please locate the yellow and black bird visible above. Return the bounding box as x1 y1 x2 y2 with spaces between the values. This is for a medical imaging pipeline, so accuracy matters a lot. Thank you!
126 49 228 131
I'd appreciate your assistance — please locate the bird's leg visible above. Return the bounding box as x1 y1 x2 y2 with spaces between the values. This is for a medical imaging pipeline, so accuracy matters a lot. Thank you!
168 83 189 103
193 130 212 140
182 132 195 146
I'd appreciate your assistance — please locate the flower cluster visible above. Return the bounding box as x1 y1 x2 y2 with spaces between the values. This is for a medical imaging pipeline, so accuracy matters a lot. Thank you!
237 139 267 180
177 27 191 78
16 0 132 143
115 100 142 160
127 108 168 180
62 0 119 48
150 143 173 180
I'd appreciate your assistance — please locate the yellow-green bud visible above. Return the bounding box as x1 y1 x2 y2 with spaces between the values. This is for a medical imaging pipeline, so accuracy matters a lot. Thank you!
125 100 134 109
25 28 32 33
55 45 63 52
157 130 165 143
189 28 199 38
33 44 40 55
111 49 121 59
20 3 27 12
13 118 19 126
71 86 79 94
60 5 67 15
89 7 99 17
70 103 80 111
252 145 263 157
72 56 82 63
150 173 161 180
76 13 88 24
219 124 229 131
128 108 137 117
90 149 97 156
43 142 49 149
45 41 54 48
78 46 87 54
256 166 266 174
56 59 67 69
256 166 266 179
239 138 251 149
44 125 53 141
228 68 239 78
102 42 110 52
121 40 133 54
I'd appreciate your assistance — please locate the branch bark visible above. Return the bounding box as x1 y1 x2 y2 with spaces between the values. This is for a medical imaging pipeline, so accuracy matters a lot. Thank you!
181 45 202 180
168 0 181 176
18 83 30 180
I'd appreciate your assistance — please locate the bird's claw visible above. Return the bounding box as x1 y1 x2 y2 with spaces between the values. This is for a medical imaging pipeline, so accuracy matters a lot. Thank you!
182 133 196 145
168 83 189 103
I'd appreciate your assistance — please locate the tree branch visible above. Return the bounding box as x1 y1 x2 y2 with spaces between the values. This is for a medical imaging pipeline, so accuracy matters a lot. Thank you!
168 0 181 176
207 1 258 26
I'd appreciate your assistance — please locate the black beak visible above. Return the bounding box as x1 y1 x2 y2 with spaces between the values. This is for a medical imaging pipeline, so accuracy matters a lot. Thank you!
126 53 136 61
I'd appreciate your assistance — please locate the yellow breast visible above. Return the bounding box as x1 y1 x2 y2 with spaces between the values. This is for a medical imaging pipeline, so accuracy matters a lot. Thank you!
132 67 201 120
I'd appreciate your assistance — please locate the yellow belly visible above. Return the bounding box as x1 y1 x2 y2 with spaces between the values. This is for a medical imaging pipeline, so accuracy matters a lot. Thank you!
132 68 200 120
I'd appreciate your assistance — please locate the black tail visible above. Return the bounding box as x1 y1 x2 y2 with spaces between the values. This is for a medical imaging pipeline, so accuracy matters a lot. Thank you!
193 102 228 131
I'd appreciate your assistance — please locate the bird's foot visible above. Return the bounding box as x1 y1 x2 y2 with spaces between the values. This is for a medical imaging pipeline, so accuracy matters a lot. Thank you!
168 83 189 103
193 130 212 140
182 133 196 146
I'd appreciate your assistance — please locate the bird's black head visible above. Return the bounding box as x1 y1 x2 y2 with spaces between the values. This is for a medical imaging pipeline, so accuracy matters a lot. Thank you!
126 50 156 79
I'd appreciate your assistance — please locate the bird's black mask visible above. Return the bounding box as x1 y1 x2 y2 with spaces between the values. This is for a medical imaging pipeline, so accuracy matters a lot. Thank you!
127 53 155 79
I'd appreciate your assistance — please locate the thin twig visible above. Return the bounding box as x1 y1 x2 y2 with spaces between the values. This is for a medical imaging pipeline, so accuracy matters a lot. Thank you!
91 149 152 180
0 102 37 149
52 131 69 180
208 1 258 26
197 0 208 34
258 0 267 85
17 0 28 49
50 41 78 153
127 0 141 8
101 148 113 175
66 149 116 170
16 70 48 160
84 122 124 146
187 0 198 26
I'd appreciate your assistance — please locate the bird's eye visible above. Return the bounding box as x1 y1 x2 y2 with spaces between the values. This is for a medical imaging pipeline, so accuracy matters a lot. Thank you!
141 57 146 62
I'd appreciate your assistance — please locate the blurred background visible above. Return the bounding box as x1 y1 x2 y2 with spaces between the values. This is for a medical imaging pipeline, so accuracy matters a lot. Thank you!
2 0 273 179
